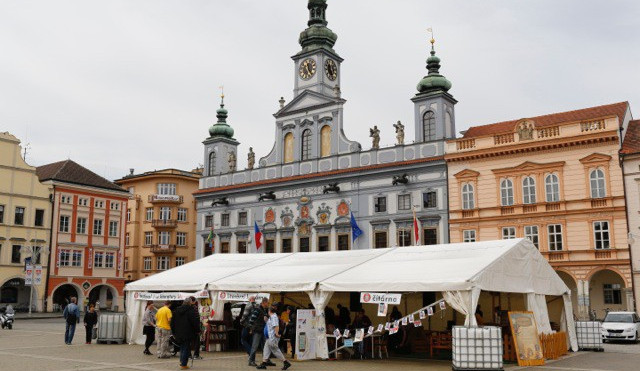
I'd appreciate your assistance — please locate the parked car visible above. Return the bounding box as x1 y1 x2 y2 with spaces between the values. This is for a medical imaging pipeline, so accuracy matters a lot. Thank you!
601 311 640 342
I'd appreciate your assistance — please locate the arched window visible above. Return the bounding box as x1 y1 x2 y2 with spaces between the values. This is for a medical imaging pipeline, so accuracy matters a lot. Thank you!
462 183 475 210
545 173 560 202
522 176 536 204
423 111 436 141
590 168 606 198
320 125 331 157
283 132 294 163
500 179 514 206
301 129 312 161
208 151 216 176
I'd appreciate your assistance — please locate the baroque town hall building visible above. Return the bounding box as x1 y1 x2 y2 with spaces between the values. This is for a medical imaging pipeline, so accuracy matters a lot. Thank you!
194 0 454 256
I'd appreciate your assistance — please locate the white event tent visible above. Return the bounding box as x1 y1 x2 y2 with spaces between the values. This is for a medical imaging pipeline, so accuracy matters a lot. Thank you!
124 238 578 356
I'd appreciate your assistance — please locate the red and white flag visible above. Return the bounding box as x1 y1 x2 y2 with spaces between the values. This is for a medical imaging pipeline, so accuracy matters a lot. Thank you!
413 207 420 246
254 221 263 250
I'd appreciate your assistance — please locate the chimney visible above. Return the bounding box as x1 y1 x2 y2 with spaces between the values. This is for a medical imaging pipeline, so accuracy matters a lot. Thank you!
129 168 134 176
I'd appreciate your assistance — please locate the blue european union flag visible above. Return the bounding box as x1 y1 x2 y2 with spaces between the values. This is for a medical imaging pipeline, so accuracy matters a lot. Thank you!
350 212 363 242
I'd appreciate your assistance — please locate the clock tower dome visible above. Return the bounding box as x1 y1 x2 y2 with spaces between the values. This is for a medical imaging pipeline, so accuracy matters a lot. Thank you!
292 0 343 98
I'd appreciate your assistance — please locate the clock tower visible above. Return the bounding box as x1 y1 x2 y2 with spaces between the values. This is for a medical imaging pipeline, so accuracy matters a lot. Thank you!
292 0 343 98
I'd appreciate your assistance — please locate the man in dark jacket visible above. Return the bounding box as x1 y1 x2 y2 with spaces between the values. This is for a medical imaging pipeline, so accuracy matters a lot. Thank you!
171 297 201 370
240 296 257 355
248 298 270 367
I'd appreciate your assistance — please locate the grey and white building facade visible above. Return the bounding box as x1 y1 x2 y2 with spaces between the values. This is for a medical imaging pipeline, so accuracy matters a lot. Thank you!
194 0 456 257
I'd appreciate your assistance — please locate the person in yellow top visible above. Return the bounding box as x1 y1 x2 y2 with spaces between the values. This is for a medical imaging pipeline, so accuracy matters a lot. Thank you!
155 301 173 358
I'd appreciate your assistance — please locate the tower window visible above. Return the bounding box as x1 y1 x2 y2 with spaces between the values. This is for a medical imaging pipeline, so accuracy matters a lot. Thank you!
284 132 294 163
208 151 216 176
423 111 436 141
301 129 312 160
320 125 331 157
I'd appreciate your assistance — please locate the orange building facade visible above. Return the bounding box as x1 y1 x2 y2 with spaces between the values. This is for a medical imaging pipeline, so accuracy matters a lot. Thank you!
115 169 200 282
446 102 634 320
37 160 130 312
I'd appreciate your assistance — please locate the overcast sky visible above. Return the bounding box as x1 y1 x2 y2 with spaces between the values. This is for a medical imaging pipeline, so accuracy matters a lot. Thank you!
1 0 639 181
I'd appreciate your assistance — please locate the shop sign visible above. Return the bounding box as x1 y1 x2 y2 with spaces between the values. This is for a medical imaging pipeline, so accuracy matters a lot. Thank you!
217 291 270 302
360 292 401 305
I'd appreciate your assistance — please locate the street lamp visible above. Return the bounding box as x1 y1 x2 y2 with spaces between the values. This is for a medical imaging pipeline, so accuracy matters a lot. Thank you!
20 244 50 316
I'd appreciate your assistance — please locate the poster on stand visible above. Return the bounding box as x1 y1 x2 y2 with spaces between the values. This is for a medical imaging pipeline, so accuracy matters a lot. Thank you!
508 311 545 367
295 309 317 361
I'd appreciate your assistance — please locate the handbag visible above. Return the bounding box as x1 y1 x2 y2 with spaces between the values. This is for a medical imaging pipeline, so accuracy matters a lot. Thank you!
92 327 98 339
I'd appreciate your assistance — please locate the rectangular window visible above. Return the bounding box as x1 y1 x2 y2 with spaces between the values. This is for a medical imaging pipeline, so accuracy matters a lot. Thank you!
94 200 104 208
157 256 170 270
93 219 103 235
61 195 71 204
397 194 411 211
59 215 70 232
299 237 310 252
109 221 118 237
110 202 119 210
158 231 170 245
318 236 329 251
76 217 87 234
423 191 437 209
72 251 82 267
0 204 4 223
282 238 292 253
423 228 437 245
11 245 21 263
105 253 115 268
146 208 154 221
78 198 88 207
126 208 131 222
14 207 25 225
266 239 275 253
524 225 539 249
157 183 176 195
159 207 171 220
176 257 185 266
337 234 349 250
176 232 187 246
237 240 247 253
60 249 71 266
603 283 622 304
177 208 188 222
145 232 153 246
594 221 610 250
463 230 476 243
398 229 412 246
34 209 45 227
238 211 247 226
502 227 516 240
205 215 213 228
221 213 230 227
374 197 387 213
221 242 229 254
548 224 563 251
94 252 104 268
143 257 152 271
374 231 388 248
125 232 130 246
124 257 129 271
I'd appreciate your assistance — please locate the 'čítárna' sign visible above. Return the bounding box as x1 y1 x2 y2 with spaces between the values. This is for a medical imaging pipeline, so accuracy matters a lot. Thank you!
360 292 401 305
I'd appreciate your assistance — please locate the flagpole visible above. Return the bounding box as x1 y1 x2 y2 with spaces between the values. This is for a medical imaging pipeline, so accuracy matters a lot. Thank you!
413 206 418 246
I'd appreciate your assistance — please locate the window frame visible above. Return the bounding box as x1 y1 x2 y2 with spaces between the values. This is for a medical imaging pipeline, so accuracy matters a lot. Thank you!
590 168 606 199
11 245 22 264
34 209 45 227
374 196 387 213
301 129 312 161
175 257 186 266
337 234 350 251
76 217 87 234
238 211 247 226
146 208 154 221
108 221 118 237
397 194 411 211
548 224 563 251
144 232 153 246
157 256 170 270
545 173 560 202
143 257 152 271
423 191 437 209
14 206 25 225
157 183 177 195
501 227 516 240
177 208 188 222
281 238 292 253
500 179 514 206
176 232 187 247
59 215 70 233
524 225 539 249
462 230 476 243
603 283 622 305
522 176 537 204
208 151 216 176
593 221 611 250
221 213 230 227
374 231 388 248
318 235 330 252
462 183 475 210
93 219 103 235
422 110 436 141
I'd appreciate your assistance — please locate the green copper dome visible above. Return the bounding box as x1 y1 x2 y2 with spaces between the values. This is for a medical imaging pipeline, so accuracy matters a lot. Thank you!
298 0 338 54
416 43 452 94
208 96 235 138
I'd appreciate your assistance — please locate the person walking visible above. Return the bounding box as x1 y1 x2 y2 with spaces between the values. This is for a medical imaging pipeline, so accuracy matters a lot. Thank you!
248 298 269 367
83 304 98 344
63 297 80 345
190 297 203 360
155 300 173 358
171 297 201 370
240 296 257 355
256 305 291 370
142 301 157 355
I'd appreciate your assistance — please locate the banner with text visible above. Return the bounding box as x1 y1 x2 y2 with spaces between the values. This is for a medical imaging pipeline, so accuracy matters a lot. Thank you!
133 290 209 301
217 291 270 302
360 292 401 305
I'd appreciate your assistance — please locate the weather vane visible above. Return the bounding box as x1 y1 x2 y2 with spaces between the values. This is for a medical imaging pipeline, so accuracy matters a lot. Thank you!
219 85 224 99
427 27 435 46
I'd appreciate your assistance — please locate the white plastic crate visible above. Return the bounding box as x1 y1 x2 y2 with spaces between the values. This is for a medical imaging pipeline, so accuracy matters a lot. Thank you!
452 326 503 370
575 321 603 350
97 313 126 344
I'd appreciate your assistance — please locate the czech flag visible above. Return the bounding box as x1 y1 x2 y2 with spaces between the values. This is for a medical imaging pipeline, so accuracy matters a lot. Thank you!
413 208 420 245
254 221 263 249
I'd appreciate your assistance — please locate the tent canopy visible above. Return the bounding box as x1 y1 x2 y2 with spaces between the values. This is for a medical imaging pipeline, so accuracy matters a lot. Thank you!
125 239 569 297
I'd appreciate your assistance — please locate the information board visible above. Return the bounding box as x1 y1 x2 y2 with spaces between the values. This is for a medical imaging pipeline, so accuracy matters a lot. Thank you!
295 309 317 360
508 311 545 367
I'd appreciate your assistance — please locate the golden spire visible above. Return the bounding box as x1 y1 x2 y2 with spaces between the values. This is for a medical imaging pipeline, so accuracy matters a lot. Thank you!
427 27 435 50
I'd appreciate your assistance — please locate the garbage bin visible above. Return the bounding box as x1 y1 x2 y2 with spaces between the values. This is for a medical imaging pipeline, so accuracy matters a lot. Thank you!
97 313 126 344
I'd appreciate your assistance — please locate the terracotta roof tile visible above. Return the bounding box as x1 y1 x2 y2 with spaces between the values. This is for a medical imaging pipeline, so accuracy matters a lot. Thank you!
463 102 628 138
622 120 640 155
194 156 444 195
36 160 127 193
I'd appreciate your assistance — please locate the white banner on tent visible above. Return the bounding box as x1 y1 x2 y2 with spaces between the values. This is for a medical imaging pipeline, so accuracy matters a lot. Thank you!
133 290 209 301
295 309 317 361
360 292 401 305
217 291 270 302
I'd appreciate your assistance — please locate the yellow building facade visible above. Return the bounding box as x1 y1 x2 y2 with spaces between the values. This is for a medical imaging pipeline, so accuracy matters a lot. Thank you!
446 102 634 320
115 169 201 282
0 132 52 312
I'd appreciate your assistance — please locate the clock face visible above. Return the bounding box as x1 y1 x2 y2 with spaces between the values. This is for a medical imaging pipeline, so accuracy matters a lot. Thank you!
325 59 337 81
299 58 316 80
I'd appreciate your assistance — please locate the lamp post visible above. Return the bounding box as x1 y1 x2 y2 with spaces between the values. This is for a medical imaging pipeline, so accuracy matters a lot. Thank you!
20 244 50 316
